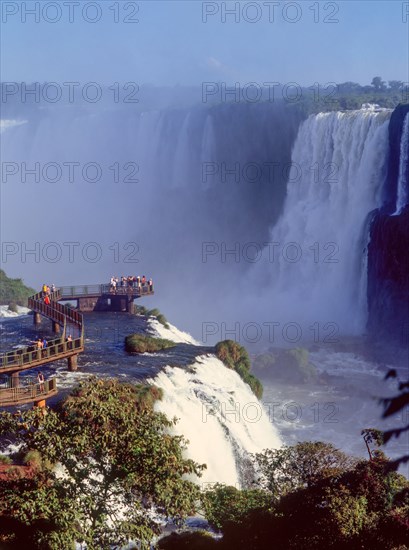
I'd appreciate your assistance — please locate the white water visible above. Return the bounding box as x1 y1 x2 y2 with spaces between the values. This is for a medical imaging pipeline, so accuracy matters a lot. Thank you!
147 317 200 345
0 119 27 133
394 112 409 215
150 355 281 488
245 109 391 337
0 305 30 318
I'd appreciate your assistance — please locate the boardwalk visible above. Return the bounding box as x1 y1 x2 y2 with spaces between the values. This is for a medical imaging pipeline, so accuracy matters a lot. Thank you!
0 378 57 407
0 281 153 407
0 289 84 407
59 283 154 312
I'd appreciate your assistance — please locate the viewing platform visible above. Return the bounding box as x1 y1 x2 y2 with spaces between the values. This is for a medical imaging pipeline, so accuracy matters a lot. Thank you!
0 377 57 408
58 283 154 313
0 280 154 408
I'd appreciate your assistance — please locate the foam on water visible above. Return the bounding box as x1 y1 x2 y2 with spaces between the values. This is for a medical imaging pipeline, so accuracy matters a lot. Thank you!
147 317 200 345
149 355 282 487
0 305 30 318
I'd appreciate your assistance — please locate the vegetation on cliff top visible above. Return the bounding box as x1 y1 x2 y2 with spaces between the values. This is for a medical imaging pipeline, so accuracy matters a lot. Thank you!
253 347 318 384
288 77 408 116
215 340 263 399
0 270 35 307
135 305 170 329
125 333 176 353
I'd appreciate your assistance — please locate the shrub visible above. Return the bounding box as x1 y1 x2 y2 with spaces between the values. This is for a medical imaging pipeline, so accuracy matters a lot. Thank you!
135 305 147 316
7 301 18 313
0 270 36 306
253 348 317 384
146 308 170 329
22 450 48 470
125 334 176 353
158 530 219 549
215 340 263 398
0 454 12 465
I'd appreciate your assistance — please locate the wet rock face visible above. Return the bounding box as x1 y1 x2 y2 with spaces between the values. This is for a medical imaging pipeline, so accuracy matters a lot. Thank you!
367 207 409 343
381 104 409 214
367 104 409 345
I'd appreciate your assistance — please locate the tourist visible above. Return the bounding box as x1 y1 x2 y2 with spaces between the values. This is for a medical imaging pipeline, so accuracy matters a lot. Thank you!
37 372 45 392
67 334 73 350
51 283 56 293
42 338 47 357
149 278 153 292
142 275 146 285
44 295 50 305
36 338 43 359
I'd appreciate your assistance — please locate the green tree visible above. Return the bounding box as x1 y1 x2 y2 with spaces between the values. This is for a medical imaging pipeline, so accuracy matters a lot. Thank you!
0 269 36 307
203 444 409 549
0 378 206 549
388 80 403 91
253 441 357 499
201 484 272 531
361 428 384 460
371 76 386 91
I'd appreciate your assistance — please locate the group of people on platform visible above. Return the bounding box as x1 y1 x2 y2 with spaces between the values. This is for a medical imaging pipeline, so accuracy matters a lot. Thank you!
109 275 153 293
26 334 73 356
42 283 56 304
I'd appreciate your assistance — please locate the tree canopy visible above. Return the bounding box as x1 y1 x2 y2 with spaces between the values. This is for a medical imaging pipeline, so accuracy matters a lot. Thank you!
0 378 205 549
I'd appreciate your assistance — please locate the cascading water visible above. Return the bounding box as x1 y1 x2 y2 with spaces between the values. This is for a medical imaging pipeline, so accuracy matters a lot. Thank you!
243 109 391 337
149 355 281 487
393 112 409 215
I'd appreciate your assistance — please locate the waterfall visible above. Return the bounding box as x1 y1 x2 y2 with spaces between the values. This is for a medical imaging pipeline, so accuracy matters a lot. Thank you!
393 112 409 215
149 355 281 488
245 109 391 337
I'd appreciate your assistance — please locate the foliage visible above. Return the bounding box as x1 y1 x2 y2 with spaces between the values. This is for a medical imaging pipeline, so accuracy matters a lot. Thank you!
361 428 384 460
158 530 219 549
287 78 408 116
380 369 409 469
0 472 79 549
0 378 205 549
201 484 273 531
7 301 18 313
22 449 52 471
146 308 170 329
215 340 263 398
0 270 36 307
0 454 12 465
253 348 317 384
253 441 357 499
202 442 409 549
125 333 176 353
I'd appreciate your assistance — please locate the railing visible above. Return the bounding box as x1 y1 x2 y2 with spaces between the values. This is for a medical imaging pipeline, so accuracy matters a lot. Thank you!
0 377 57 406
0 337 83 370
59 283 154 297
0 287 84 374
28 290 83 327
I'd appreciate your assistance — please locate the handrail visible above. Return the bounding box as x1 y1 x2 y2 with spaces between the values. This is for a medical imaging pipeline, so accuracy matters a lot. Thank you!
0 288 84 375
0 337 83 370
58 283 154 297
0 377 57 405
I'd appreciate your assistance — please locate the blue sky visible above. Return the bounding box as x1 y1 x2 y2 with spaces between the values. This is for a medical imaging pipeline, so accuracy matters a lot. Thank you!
1 0 408 87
